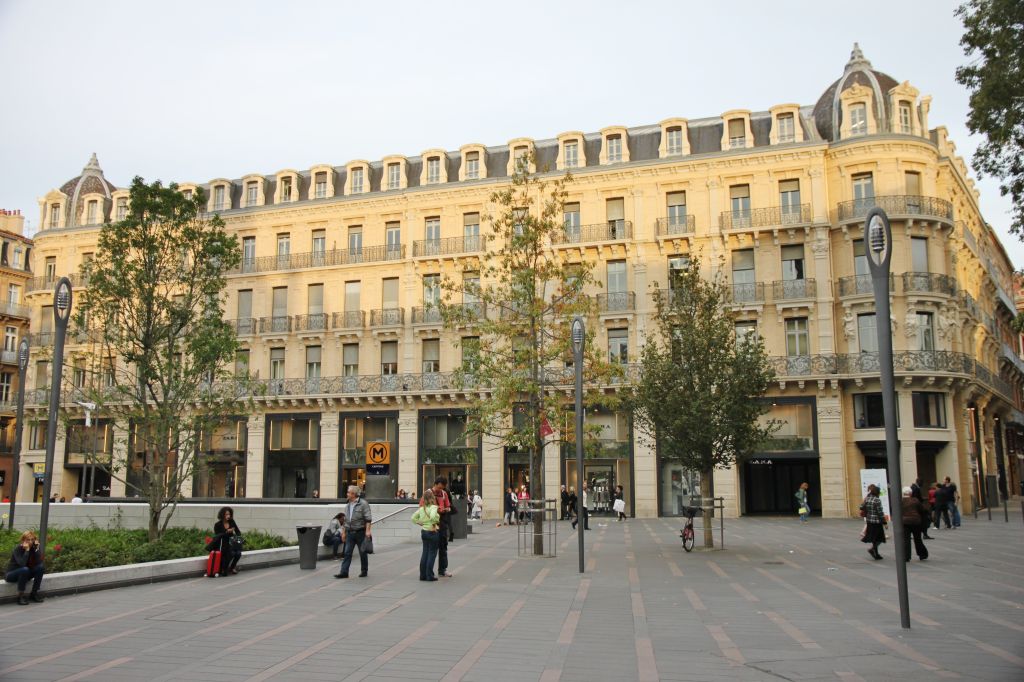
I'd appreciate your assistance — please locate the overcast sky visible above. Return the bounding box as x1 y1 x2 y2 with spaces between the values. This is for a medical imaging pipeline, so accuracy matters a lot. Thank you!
0 0 1017 267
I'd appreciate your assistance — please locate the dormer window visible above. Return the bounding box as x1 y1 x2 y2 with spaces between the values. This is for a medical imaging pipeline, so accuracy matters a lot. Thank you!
563 141 579 168
246 181 258 207
213 186 225 210
899 101 912 134
777 114 795 143
427 157 441 184
850 104 867 136
351 167 364 194
387 163 401 189
116 198 127 221
666 127 683 155
12 247 22 269
465 152 480 180
513 145 529 172
728 119 746 148
315 172 328 198
86 200 98 225
182 189 193 201
49 203 59 228
281 177 292 202
606 134 622 163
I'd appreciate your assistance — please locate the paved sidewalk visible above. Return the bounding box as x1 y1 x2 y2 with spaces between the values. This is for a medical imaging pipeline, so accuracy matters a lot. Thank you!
0 514 1021 681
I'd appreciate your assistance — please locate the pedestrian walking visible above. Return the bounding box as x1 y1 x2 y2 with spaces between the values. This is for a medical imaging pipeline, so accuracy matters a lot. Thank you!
572 483 590 530
933 481 952 530
499 486 516 527
944 476 961 528
899 486 929 561
323 512 345 559
214 507 243 575
795 482 810 523
335 485 372 579
412 490 440 581
860 484 887 560
432 477 453 577
560 485 569 520
470 490 483 519
5 531 45 605
613 484 627 521
567 487 577 521
912 478 933 539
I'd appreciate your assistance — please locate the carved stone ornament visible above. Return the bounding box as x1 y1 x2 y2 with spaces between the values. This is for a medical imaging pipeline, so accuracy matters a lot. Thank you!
817 406 842 418
843 310 857 340
937 305 957 340
904 305 919 338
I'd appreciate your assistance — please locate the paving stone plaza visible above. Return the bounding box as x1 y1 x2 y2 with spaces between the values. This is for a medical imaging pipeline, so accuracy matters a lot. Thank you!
1 515 1021 681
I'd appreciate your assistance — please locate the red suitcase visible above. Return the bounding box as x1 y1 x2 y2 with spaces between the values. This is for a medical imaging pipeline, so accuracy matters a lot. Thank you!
205 550 222 577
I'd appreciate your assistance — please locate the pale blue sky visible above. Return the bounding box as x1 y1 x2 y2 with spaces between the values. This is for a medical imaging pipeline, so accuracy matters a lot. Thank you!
0 0 1017 266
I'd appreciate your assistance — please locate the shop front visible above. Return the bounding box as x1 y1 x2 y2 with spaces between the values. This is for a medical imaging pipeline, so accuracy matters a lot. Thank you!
340 411 398 499
193 418 247 498
264 413 320 498
561 408 633 517
419 410 480 501
741 398 820 515
66 419 113 498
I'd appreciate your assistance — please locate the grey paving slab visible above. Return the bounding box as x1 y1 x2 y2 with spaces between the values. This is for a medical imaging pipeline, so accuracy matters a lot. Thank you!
0 515 1022 680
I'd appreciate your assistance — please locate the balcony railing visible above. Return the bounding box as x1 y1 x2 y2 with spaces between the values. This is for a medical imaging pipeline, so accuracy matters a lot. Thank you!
901 272 956 296
961 292 980 319
727 282 764 304
836 195 954 222
28 331 54 347
259 316 292 334
294 313 328 332
0 302 30 318
0 349 17 364
230 245 406 275
231 318 257 335
655 215 695 236
719 204 811 230
26 273 89 294
551 221 633 245
412 236 486 257
769 351 988 381
332 311 364 330
370 308 404 327
597 292 636 312
771 278 817 300
411 306 443 325
838 274 888 297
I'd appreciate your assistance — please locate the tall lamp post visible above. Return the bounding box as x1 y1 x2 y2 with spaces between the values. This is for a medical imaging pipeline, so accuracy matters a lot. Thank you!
7 339 30 530
571 316 585 573
37 278 72 558
865 208 910 630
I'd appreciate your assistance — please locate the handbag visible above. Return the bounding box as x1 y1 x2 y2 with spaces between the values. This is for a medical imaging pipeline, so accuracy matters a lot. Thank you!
798 506 809 516
613 499 626 514
361 535 374 554
322 528 334 545
229 534 244 551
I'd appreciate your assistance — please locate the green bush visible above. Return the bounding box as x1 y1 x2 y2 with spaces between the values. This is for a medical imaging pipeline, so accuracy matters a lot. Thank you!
0 527 292 573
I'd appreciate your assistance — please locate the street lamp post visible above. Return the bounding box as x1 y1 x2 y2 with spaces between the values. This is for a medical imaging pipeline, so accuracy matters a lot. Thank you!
7 339 30 530
37 278 72 558
865 208 910 630
571 316 585 573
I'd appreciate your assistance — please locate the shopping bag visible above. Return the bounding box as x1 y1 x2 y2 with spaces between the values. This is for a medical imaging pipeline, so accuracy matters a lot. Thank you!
798 506 809 516
361 536 374 554
612 499 626 514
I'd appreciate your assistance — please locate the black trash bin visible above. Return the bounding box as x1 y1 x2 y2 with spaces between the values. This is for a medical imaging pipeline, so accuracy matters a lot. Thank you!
296 525 322 570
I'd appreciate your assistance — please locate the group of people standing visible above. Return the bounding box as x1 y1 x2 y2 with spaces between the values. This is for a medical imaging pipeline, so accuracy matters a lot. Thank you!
859 476 961 561
411 476 456 581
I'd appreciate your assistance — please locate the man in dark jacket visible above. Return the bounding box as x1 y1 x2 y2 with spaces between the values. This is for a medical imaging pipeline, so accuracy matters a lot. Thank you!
900 486 929 561
5 531 45 605
560 485 569 520
933 482 952 530
911 478 933 539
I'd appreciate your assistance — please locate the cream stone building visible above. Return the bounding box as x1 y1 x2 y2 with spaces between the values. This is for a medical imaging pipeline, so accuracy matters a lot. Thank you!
0 209 32 500
17 46 1024 517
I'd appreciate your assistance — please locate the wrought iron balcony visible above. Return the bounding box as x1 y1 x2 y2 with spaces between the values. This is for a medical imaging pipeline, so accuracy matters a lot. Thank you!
0 302 30 318
447 302 486 320
597 292 636 312
412 306 443 325
230 318 257 335
251 372 463 398
768 354 840 377
294 313 329 332
901 272 956 296
412 235 486 257
719 204 811 230
229 245 406 275
370 308 404 327
655 215 695 236
837 274 894 297
551 221 633 245
726 282 764 304
258 316 292 334
836 195 954 222
28 331 54 347
26 272 89 294
960 291 980 319
0 349 17 364
332 310 364 330
771 279 816 300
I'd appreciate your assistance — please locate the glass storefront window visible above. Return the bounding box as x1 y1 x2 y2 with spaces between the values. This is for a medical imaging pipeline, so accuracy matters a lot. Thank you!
659 462 700 516
194 419 248 498
758 403 813 451
421 413 480 501
341 413 398 499
265 416 319 498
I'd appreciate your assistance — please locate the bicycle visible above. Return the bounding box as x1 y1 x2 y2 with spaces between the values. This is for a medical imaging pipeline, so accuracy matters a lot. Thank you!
679 506 701 552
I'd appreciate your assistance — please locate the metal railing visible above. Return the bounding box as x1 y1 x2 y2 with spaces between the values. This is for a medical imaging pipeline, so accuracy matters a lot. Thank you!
836 195 954 222
230 245 406 274
655 215 695 236
332 310 365 330
726 282 764 304
719 204 811 230
294 314 328 332
901 272 956 295
231 318 257 335
771 279 817 300
597 292 636 312
551 221 633 245
258 316 292 334
411 306 443 324
0 301 30 318
412 235 486 257
370 308 404 327
27 273 89 294
838 274 886 297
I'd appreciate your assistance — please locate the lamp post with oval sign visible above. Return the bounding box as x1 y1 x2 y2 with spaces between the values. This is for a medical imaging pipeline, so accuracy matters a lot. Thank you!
572 316 585 573
6 338 30 529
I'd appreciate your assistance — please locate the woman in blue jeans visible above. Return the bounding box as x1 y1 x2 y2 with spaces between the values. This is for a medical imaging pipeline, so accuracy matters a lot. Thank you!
6 531 45 605
412 490 440 581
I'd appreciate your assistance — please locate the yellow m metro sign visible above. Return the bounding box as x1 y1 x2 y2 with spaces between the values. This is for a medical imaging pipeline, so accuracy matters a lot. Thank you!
366 441 391 474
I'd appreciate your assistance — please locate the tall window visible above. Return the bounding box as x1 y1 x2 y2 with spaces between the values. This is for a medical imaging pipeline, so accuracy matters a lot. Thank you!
44 256 56 281
427 157 441 184
307 284 324 320
423 273 440 306
312 229 326 257
305 346 322 380
281 176 292 202
728 118 745 148
905 171 922 212
236 290 252 326
852 173 874 211
344 281 360 312
513 145 529 171
731 249 755 302
854 394 887 428
86 201 98 225
779 179 801 221
272 287 288 320
912 392 946 428
246 181 258 207
182 189 192 201
49 203 60 228
465 152 480 179
899 102 912 134
911 237 928 272
276 233 290 258
242 236 255 271
666 126 683 155
607 260 627 294
422 339 440 373
606 198 625 237
382 278 399 311
666 192 687 228
270 348 285 380
213 186 225 210
343 343 359 376
463 213 480 250
776 113 795 143
7 284 19 306
235 350 249 376
608 328 628 363
463 272 480 306
315 172 327 198
785 318 809 356
853 238 869 277
116 198 127 221
563 140 579 168
351 168 364 193
386 222 401 258
348 225 362 255
668 255 688 290
781 244 805 281
381 341 398 375
730 185 751 226
849 103 867 135
461 337 480 373
606 134 622 162
5 326 17 352
563 202 580 240
917 312 935 351
387 163 401 189
735 321 758 347
858 313 877 353
424 217 440 254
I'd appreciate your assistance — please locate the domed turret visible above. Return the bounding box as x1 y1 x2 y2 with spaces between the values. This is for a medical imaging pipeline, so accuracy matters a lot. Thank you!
58 154 118 227
812 43 900 141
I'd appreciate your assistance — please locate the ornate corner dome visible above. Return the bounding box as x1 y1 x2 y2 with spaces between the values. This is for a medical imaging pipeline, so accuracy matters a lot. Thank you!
58 153 118 227
812 43 899 141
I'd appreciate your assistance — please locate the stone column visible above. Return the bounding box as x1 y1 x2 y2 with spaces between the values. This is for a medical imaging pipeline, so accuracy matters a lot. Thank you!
632 433 656 518
481 433 503 520
816 396 846 517
898 390 918 487
398 410 418 496
107 423 128 497
712 466 740 518
543 438 560 503
319 413 339 498
245 414 265 499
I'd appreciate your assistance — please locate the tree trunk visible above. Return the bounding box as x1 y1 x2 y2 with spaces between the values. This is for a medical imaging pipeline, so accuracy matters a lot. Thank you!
700 468 715 549
148 507 161 542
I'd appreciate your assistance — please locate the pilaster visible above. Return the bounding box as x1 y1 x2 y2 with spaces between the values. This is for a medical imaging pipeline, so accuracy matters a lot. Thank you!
816 396 846 517
481 433 503 519
245 414 265 498
632 434 657 518
319 413 340 498
398 410 418 496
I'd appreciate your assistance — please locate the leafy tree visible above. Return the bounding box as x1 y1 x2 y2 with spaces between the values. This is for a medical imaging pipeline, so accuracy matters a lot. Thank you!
439 160 621 551
73 177 244 540
955 0 1024 237
630 257 776 548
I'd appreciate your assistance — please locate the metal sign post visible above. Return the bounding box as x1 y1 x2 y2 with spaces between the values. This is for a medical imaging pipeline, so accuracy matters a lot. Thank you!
572 316 585 573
